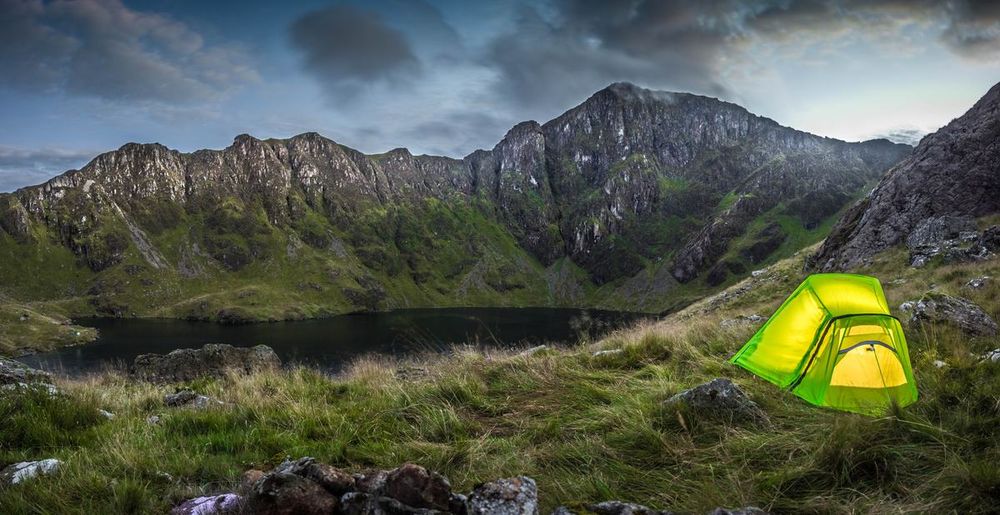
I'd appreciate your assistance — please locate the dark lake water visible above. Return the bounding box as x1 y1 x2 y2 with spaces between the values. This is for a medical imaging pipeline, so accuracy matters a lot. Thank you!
21 308 648 376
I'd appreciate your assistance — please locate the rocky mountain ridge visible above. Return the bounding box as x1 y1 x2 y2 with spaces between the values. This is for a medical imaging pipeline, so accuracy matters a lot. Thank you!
0 82 909 320
812 80 1000 270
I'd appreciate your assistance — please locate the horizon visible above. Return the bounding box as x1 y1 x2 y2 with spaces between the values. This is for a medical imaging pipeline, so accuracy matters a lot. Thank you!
1 0 999 191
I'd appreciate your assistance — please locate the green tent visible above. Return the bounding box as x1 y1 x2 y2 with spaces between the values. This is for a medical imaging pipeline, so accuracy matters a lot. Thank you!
730 273 917 415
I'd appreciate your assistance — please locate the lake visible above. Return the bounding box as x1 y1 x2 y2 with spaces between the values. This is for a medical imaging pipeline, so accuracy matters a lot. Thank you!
21 308 648 376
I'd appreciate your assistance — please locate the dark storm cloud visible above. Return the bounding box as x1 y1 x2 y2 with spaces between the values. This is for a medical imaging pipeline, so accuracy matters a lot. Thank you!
486 1 733 112
0 146 95 192
484 0 1000 113
0 0 257 103
289 4 420 96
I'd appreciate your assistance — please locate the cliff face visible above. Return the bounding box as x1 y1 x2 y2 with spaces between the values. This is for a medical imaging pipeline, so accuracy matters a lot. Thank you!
812 81 1000 271
0 83 909 317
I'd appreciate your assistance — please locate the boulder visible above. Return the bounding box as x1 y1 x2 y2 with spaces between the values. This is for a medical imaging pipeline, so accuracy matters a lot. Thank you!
165 390 224 409
905 292 998 337
965 276 991 290
904 217 990 267
0 357 58 396
663 378 768 425
467 476 538 515
246 470 339 515
587 500 674 515
132 344 281 383
272 457 354 496
383 463 452 511
170 493 242 515
982 349 1000 362
340 492 443 514
0 459 61 486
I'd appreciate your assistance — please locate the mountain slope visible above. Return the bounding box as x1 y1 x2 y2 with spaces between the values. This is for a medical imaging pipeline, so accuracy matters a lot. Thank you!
0 83 909 324
812 80 1000 270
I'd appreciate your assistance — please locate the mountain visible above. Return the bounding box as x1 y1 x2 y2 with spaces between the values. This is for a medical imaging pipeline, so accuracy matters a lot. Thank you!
0 83 909 321
812 80 1000 270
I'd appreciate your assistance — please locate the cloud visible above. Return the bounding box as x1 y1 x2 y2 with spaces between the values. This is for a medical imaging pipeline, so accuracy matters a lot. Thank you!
481 0 1000 116
0 0 257 103
0 145 96 192
873 127 928 146
289 4 420 97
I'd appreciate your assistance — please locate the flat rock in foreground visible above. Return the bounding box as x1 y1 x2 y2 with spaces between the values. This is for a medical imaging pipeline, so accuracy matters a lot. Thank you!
132 343 281 382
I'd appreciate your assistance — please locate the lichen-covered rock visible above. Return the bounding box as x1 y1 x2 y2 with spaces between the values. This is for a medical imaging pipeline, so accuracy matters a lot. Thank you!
133 344 281 382
0 459 62 486
170 493 242 515
383 463 452 511
245 470 339 515
664 378 768 424
271 457 354 496
587 500 674 515
164 390 223 409
905 292 998 337
0 357 59 396
467 476 538 515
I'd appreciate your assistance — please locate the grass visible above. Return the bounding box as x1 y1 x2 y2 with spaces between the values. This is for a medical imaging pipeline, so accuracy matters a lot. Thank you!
2 245 999 513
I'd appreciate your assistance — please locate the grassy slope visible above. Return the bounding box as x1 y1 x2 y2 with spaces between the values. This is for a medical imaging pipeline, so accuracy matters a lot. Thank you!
2 236 999 513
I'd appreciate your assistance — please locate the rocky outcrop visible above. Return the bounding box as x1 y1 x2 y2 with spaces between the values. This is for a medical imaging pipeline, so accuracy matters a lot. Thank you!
0 459 62 486
900 293 998 337
812 80 1000 270
663 378 768 424
0 357 58 396
902 217 999 267
132 344 281 382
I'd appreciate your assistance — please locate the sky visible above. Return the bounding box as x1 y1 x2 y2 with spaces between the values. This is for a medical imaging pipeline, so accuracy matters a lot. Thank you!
1 0 999 192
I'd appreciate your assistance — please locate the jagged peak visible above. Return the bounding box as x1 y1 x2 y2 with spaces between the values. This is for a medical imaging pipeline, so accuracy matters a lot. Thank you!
500 120 542 140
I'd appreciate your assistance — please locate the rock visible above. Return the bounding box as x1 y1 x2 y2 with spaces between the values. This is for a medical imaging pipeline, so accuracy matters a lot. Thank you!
905 292 998 337
383 463 452 511
905 216 978 249
663 378 768 424
246 470 340 515
241 469 266 492
98 409 115 419
933 360 948 368
0 459 62 486
983 349 1000 362
170 493 242 515
339 492 442 515
519 345 549 357
467 476 538 515
965 276 991 290
593 349 624 357
706 508 769 515
272 457 354 496
147 415 162 425
587 500 674 515
750 269 767 278
132 344 281 383
164 390 224 409
354 469 390 495
0 357 58 395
